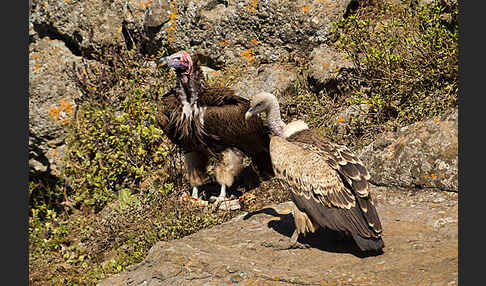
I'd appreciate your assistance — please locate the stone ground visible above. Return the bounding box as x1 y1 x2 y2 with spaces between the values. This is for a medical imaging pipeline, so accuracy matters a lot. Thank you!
98 186 458 286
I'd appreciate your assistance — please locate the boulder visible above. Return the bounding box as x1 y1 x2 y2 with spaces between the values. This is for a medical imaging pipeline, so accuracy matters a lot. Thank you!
359 109 458 192
98 186 458 285
29 37 81 175
232 63 298 99
29 0 165 55
307 43 354 95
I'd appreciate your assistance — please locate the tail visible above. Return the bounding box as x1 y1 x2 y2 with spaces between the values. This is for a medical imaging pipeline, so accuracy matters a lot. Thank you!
352 234 385 252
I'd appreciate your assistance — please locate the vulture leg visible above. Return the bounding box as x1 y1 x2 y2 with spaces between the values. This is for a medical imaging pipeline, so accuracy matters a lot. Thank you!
184 151 209 199
272 203 315 250
213 148 244 202
218 184 227 201
191 186 199 199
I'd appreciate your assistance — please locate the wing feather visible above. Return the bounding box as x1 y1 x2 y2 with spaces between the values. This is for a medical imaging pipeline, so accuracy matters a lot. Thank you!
270 135 382 239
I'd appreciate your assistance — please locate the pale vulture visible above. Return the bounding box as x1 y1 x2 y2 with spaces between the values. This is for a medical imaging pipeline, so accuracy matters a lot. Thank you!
245 91 384 252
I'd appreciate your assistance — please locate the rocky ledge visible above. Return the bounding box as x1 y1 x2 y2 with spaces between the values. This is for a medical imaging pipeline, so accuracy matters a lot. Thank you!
99 185 458 286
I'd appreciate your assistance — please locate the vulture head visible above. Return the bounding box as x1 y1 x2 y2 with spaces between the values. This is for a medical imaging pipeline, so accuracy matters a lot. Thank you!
245 92 276 120
158 50 194 76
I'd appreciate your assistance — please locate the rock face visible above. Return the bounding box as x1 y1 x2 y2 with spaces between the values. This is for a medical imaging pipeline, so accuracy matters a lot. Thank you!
152 0 353 66
98 186 458 285
30 0 137 55
359 109 458 192
30 0 353 65
29 37 81 175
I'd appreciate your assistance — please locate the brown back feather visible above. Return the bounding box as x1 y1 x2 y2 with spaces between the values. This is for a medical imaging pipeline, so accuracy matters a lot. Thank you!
281 129 383 237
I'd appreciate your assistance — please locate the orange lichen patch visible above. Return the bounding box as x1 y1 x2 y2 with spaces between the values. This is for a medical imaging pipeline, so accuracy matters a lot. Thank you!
33 63 41 71
336 117 345 123
219 39 229 46
430 173 436 179
219 83 225 88
117 27 122 34
246 0 258 12
250 39 260 45
138 0 152 9
49 107 61 121
49 98 74 124
241 49 254 61
59 98 73 113
30 54 39 60
167 0 178 42
321 60 330 70
302 5 310 12
64 0 69 3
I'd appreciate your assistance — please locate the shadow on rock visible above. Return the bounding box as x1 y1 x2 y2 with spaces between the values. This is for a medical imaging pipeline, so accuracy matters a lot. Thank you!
245 207 384 258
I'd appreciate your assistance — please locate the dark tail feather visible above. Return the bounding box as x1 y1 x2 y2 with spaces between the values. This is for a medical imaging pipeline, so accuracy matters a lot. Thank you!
352 234 385 252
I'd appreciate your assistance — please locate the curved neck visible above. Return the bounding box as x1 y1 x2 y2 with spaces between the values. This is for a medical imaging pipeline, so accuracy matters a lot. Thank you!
266 99 286 137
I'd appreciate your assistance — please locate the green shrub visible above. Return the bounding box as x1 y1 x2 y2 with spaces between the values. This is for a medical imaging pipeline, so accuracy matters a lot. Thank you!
62 47 178 213
331 0 458 126
278 0 458 150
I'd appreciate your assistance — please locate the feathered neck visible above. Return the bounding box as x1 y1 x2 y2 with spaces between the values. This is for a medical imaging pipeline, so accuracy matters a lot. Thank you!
266 97 286 137
174 56 208 118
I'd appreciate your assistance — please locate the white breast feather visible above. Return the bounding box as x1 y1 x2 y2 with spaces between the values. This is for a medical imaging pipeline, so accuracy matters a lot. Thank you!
283 120 309 138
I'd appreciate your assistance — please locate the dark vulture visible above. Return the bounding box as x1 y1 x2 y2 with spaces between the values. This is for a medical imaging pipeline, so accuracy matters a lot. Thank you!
155 51 274 202
245 92 384 252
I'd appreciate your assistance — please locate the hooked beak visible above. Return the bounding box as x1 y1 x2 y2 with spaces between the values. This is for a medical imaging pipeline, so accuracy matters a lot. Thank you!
245 107 254 121
157 56 170 68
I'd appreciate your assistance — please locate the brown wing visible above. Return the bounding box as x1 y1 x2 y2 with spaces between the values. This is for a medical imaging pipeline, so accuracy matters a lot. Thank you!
198 86 248 107
270 135 382 240
287 129 371 196
286 129 381 234
201 96 274 176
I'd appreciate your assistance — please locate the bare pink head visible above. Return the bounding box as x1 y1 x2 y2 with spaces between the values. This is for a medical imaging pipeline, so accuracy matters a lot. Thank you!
158 50 193 76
